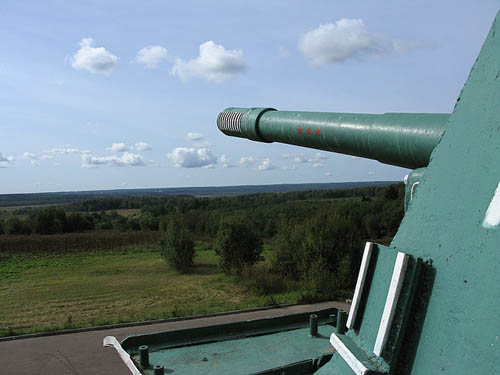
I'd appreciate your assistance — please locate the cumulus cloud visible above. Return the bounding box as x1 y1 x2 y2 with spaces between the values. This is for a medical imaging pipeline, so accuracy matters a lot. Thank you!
82 152 146 168
312 163 324 168
134 142 152 151
106 142 128 153
257 158 276 171
21 152 36 159
171 41 245 82
136 45 168 68
312 152 328 160
21 152 38 166
186 132 204 141
219 154 234 168
0 152 15 168
71 38 119 74
40 155 53 160
299 19 391 65
282 152 328 164
239 156 255 167
168 147 216 168
106 142 152 152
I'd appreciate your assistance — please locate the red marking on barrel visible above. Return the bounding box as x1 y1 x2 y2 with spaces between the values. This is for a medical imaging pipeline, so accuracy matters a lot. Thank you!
306 128 312 135
315 128 320 136
298 127 303 135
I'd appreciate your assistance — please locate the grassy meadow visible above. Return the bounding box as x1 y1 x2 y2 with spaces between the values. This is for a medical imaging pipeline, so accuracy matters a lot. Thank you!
0 242 301 337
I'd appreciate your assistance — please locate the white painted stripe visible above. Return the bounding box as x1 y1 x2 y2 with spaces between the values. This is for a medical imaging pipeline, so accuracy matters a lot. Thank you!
347 242 373 329
330 333 370 375
103 336 142 375
373 252 409 357
483 181 500 228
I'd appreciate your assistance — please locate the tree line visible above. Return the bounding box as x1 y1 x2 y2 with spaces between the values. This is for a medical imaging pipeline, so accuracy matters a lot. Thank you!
0 184 402 239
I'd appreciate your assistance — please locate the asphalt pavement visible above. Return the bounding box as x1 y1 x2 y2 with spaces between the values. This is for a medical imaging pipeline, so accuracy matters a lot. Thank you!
0 301 349 375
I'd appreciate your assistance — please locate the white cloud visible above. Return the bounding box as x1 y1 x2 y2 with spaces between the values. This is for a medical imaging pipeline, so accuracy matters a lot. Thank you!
257 158 276 171
40 155 53 160
133 142 152 151
293 155 309 163
82 152 146 168
106 142 152 152
299 19 389 65
136 45 168 68
46 146 86 155
71 38 119 74
168 147 216 168
219 154 234 168
21 152 36 159
171 41 245 82
106 142 129 152
312 163 324 168
325 172 332 176
21 152 38 166
282 152 328 164
0 152 14 168
186 132 204 141
239 156 255 167
310 152 328 161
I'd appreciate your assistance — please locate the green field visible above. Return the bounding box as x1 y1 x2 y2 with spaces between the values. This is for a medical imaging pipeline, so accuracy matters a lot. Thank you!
0 243 302 337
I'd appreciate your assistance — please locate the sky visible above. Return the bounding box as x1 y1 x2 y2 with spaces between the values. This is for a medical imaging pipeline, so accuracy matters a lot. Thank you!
1 1 499 194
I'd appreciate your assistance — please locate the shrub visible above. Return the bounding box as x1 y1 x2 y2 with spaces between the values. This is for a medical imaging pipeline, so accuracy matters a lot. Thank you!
160 219 194 272
271 209 360 293
214 215 263 274
5 216 33 235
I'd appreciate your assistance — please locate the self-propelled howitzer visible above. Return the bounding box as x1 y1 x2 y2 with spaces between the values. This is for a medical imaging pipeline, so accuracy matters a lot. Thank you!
217 107 450 169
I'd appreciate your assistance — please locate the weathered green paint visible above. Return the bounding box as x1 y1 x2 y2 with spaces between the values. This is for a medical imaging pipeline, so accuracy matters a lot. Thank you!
389 10 500 374
350 246 397 354
217 108 449 169
121 308 338 374
144 325 334 375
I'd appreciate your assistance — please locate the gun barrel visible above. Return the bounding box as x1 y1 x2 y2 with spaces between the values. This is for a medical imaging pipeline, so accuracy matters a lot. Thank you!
217 107 450 169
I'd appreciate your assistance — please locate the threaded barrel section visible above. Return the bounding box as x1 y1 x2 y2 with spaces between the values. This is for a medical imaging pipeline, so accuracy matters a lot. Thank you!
217 111 244 137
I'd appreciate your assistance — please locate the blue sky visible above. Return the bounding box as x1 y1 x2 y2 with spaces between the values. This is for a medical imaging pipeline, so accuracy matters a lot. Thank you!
1 1 498 194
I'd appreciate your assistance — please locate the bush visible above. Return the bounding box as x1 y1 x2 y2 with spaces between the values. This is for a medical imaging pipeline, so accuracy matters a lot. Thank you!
239 264 289 295
214 215 263 274
160 219 194 272
5 216 33 235
271 209 360 293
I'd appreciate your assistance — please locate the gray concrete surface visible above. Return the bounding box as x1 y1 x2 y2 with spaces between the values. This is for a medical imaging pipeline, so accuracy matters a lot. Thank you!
0 301 349 375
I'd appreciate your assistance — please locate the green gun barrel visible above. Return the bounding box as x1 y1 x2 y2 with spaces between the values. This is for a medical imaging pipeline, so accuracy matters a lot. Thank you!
217 107 450 169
